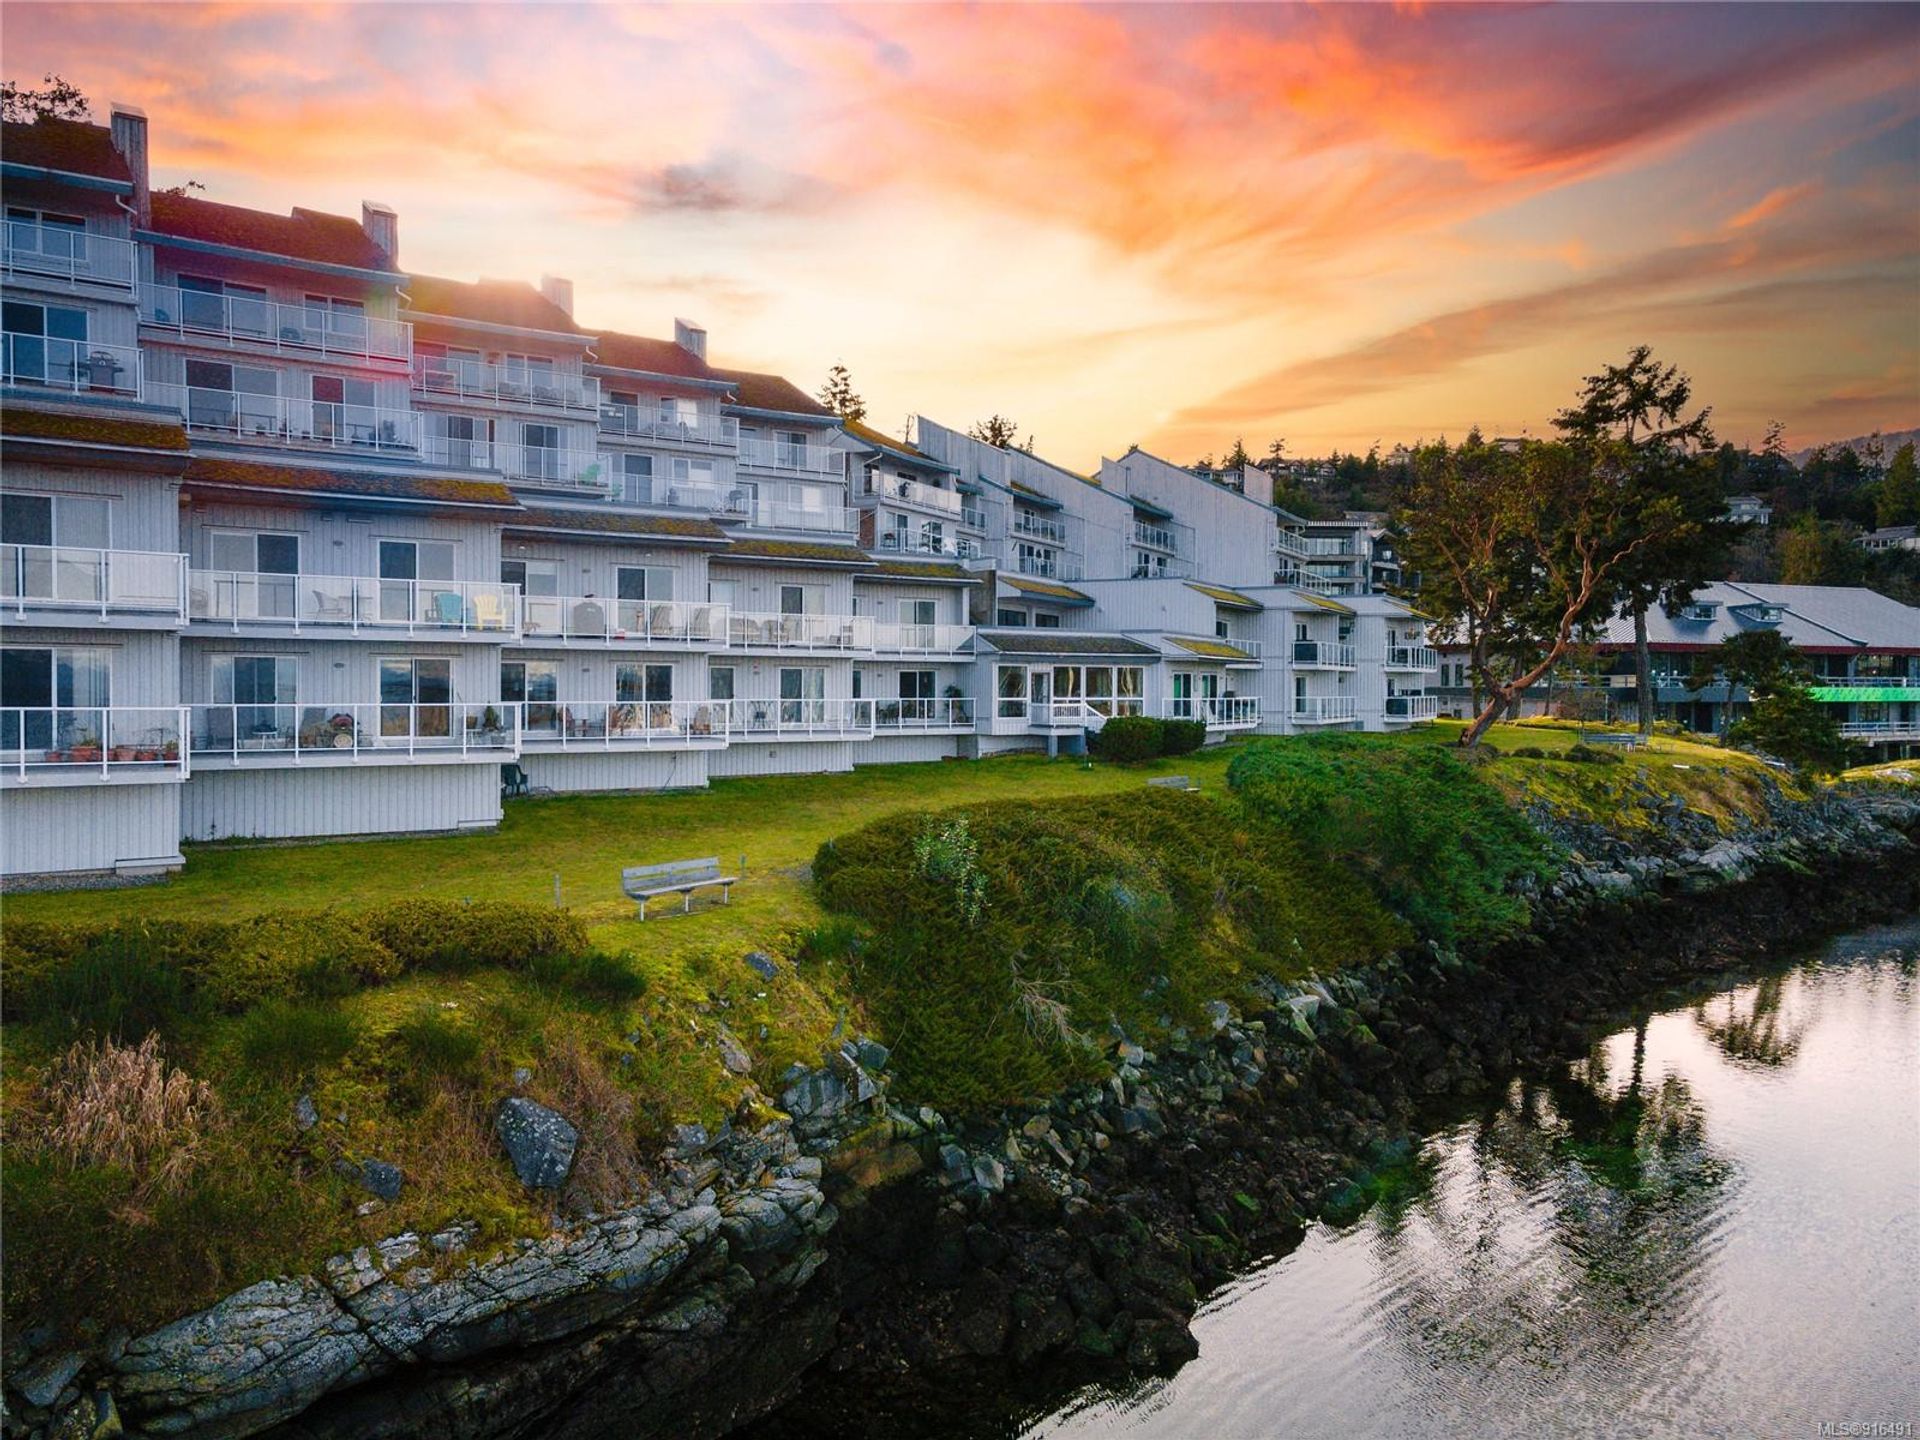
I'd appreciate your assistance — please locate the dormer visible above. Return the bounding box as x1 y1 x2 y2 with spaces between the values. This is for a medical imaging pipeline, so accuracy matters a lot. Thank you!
1730 602 1785 626
1677 600 1721 622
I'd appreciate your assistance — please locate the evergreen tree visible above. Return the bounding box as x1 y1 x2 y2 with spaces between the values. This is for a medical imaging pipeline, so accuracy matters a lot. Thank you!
968 415 1020 448
816 364 866 424
1876 442 1919 528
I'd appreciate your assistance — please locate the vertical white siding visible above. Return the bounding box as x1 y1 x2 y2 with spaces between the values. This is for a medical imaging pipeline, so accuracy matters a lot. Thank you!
181 764 499 841
2 784 182 876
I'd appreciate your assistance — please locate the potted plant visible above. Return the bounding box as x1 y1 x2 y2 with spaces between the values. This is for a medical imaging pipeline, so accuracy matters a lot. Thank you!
162 739 179 762
69 727 103 763
109 744 137 762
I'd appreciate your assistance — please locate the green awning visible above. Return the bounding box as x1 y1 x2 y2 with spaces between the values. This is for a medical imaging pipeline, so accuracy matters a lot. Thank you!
1810 685 1920 702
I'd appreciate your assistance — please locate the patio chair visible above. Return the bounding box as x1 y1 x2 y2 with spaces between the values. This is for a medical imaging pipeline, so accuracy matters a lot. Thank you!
471 591 509 630
501 762 530 798
430 590 464 626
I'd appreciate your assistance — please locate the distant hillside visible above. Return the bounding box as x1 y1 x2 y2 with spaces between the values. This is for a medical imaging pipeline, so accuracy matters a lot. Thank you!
1791 427 1920 467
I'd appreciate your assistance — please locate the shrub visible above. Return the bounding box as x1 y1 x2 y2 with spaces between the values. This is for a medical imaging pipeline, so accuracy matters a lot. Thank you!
362 900 589 974
524 949 648 1004
197 912 398 1011
1564 744 1625 766
24 929 195 1040
1510 746 1548 759
913 815 987 924
1727 685 1854 775
389 1007 485 1085
1089 715 1164 763
235 1000 362 1078
1160 718 1208 757
34 1035 222 1194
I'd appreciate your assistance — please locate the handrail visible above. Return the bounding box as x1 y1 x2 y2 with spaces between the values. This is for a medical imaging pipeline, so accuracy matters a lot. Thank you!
1293 640 1357 668
3 334 141 395
2 223 136 288
727 611 873 650
865 472 964 515
189 701 518 761
188 572 520 636
871 696 977 729
870 621 971 653
414 356 598 411
1384 694 1440 720
520 596 729 646
143 283 411 362
1386 645 1438 670
2 706 190 780
1133 520 1179 552
725 697 876 735
146 382 420 453
519 700 730 746
1011 512 1068 543
738 436 840 475
1163 696 1261 727
4 545 187 620
600 407 737 446
1293 695 1358 722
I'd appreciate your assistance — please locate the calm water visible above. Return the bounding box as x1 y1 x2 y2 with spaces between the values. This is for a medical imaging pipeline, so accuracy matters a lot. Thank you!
1024 920 1920 1440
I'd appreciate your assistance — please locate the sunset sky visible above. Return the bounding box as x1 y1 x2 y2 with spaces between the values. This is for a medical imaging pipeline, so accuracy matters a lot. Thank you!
7 2 1918 468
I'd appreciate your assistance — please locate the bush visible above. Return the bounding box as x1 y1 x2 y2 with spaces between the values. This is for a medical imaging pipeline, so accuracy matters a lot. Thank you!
524 949 648 1004
362 900 589 973
22 931 193 1040
197 912 399 1011
1089 715 1165 763
389 1007 485 1085
33 1035 221 1193
235 1001 363 1078
1563 744 1625 766
1160 718 1208 756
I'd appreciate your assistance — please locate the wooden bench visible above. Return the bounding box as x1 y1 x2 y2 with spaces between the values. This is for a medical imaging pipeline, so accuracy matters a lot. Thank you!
1581 731 1647 748
1146 775 1196 790
622 857 738 920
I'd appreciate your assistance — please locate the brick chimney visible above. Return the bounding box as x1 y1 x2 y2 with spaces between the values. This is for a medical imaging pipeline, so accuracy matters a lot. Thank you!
109 103 150 226
361 201 398 266
538 274 574 318
674 319 707 360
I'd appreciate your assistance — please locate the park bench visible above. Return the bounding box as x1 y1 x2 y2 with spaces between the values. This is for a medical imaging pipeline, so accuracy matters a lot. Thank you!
1146 775 1196 790
1581 732 1647 748
623 857 738 920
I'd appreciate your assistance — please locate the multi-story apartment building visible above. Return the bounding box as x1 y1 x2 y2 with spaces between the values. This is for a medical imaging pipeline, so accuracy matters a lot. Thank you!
1 101 1438 882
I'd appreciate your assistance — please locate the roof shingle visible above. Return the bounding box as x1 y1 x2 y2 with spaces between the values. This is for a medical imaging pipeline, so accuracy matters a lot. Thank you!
404 274 584 335
979 631 1160 658
865 559 978 583
591 331 720 382
713 368 835 418
149 193 393 270
1004 574 1093 605
506 507 727 542
183 457 519 509
720 537 874 567
1 405 187 452
1 116 131 183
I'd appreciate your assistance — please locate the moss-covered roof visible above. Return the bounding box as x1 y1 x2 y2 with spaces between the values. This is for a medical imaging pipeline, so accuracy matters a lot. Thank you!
1 406 188 453
183 457 520 509
711 368 835 418
405 274 584 335
1167 636 1255 661
1295 590 1357 615
865 559 978 583
979 631 1160 658
840 418 957 472
720 537 875 567
506 507 728 542
2 116 132 183
1004 574 1093 605
1186 581 1262 611
1007 480 1063 509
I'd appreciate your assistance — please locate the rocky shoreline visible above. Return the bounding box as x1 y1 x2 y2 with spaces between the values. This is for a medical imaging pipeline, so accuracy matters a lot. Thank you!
7 785 1917 1440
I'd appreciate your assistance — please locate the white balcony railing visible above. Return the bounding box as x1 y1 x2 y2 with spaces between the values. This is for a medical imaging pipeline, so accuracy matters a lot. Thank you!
865 472 964 516
736 498 856 534
739 436 840 476
1014 551 1083 582
872 696 977 730
961 506 990 531
189 701 517 762
726 697 875 736
3 223 137 289
2 706 190 780
147 382 420 453
1012 512 1068 544
413 358 597 412
521 596 729 646
519 700 729 748
874 529 961 557
1384 694 1440 722
1387 645 1439 671
871 621 971 654
426 440 612 490
187 572 519 636
1029 698 1145 729
143 284 411 363
1293 640 1357 669
4 545 187 621
1164 696 1261 729
1133 520 1179 552
3 335 140 396
1276 565 1348 595
599 407 737 447
1838 720 1920 740
1302 536 1359 557
727 611 873 650
1293 695 1358 724
1275 530 1310 559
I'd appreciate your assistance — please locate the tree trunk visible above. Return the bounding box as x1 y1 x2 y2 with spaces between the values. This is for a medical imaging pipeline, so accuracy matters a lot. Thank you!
1634 604 1654 734
1460 690 1509 747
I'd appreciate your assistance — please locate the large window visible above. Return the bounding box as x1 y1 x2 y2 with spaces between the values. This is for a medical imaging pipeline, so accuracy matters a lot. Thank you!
615 453 655 504
996 664 1028 719
378 657 452 739
183 358 278 434
211 655 297 745
779 665 826 723
428 412 489 468
1 645 110 750
302 293 366 339
779 584 824 616
310 374 380 443
502 659 558 733
209 530 299 618
521 423 562 480
6 208 84 260
499 559 559 597
178 274 267 334
1 492 112 602
996 608 1027 627
616 664 674 703
2 299 88 387
708 666 735 702
378 540 456 622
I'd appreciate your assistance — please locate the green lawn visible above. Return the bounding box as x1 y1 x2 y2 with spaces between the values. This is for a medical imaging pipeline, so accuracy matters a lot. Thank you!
7 747 1246 960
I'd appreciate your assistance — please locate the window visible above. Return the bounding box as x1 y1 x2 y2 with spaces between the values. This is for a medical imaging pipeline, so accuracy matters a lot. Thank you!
501 659 559 733
520 423 562 478
615 453 655 504
1117 668 1143 710
6 208 85 261
1216 617 1231 640
499 559 559 597
996 608 1027 627
708 666 735 702
616 566 674 602
2 300 89 387
212 655 297 738
903 598 936 628
616 664 674 703
1 644 110 750
777 430 809 467
209 530 299 617
428 412 489 467
708 579 738 608
378 539 456 622
500 353 555 388
779 665 826 723
378 539 454 581
310 374 379 443
1086 667 1114 716
996 664 1028 718
378 657 451 738
659 396 695 426
183 359 278 434
302 294 365 339
1035 613 1061 629
900 670 935 699
2 492 113 603
779 584 823 616
177 274 267 333
920 520 945 553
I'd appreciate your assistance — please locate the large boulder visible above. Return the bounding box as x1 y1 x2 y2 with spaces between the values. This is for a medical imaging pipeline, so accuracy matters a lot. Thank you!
493 1097 579 1190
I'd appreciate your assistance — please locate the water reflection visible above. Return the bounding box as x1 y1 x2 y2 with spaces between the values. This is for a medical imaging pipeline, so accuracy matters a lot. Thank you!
1027 920 1920 1439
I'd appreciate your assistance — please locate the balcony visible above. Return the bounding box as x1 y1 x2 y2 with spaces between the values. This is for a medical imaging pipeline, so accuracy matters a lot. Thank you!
1301 535 1359 557
2 222 136 290
872 696 976 731
4 545 187 624
519 700 728 750
961 505 990 531
147 382 420 454
420 437 608 491
1293 695 1358 725
1274 530 1310 559
1012 512 1068 544
1292 640 1356 669
601 406 737 448
143 285 411 364
521 596 728 647
189 701 518 768
3 335 140 396
739 436 840 476
1028 699 1145 729
414 357 597 413
726 697 874 737
1164 696 1261 730
1838 720 1920 741
734 497 856 534
865 472 964 517
1275 563 1349 595
2 706 190 785
874 529 962 558
188 572 518 637
727 611 872 651
1387 645 1438 671
1014 551 1083 582
1384 693 1440 722
871 621 971 654
1133 520 1179 553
